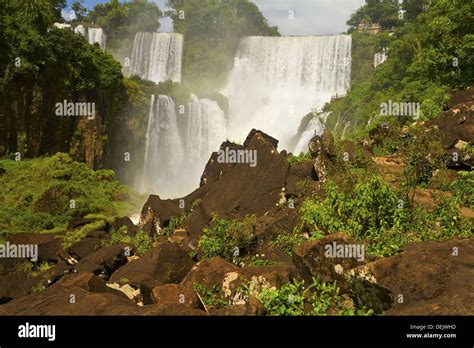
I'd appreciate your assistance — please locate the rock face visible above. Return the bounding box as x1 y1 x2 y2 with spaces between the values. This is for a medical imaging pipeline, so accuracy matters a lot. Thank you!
138 129 290 241
75 243 130 277
293 233 373 286
109 242 194 303
348 238 474 315
308 130 338 182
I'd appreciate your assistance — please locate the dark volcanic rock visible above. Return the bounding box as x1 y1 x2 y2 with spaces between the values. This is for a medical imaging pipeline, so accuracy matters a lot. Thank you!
445 87 474 109
0 272 31 304
9 233 63 262
69 238 102 260
285 160 315 197
292 233 373 286
110 242 194 302
151 283 200 309
348 237 474 315
110 216 138 236
183 129 290 237
428 101 474 149
75 243 129 277
308 130 338 182
0 285 138 315
139 195 182 235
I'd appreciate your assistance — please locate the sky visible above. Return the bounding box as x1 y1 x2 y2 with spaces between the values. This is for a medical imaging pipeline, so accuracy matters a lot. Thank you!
65 0 365 35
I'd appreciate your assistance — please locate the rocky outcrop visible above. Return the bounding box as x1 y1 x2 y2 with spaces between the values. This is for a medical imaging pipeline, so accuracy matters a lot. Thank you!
347 238 474 315
109 242 194 303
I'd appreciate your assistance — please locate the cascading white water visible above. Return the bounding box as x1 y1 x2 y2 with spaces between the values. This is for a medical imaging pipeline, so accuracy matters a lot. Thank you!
140 95 226 198
73 25 106 50
223 35 351 151
88 28 106 50
141 95 185 197
130 32 183 84
294 112 330 154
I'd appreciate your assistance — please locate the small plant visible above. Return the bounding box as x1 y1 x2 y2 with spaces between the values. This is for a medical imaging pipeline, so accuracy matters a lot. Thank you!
63 220 107 250
255 277 375 316
191 199 202 210
193 284 228 310
102 227 155 256
247 257 277 267
198 214 256 262
287 152 312 165
162 213 187 236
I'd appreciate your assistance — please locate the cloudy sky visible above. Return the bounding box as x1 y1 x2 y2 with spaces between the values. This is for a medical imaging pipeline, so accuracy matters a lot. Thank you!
66 0 365 35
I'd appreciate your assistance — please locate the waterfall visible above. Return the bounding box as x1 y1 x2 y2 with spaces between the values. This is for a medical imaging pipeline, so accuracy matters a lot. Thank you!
374 51 387 68
73 25 106 50
88 28 106 50
141 95 185 197
294 112 330 154
223 35 351 151
140 95 226 198
130 32 183 84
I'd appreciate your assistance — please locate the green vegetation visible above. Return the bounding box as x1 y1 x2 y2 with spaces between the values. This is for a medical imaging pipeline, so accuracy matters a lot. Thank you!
255 277 374 316
327 0 472 137
102 226 155 256
287 152 312 166
0 0 124 160
84 0 162 63
166 0 279 94
299 176 471 256
63 219 107 250
0 153 143 234
247 257 278 267
193 283 228 310
161 213 187 236
198 214 256 262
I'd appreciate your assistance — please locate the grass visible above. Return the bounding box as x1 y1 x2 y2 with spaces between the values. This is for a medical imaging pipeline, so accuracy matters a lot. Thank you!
0 153 145 235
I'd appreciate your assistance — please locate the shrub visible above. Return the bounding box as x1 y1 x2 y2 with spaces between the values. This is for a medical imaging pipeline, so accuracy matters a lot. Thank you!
193 284 228 310
198 214 256 262
255 277 374 316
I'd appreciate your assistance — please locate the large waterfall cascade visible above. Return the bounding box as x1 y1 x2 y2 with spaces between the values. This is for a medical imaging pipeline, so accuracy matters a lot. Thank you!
74 25 106 50
138 34 352 198
140 94 226 197
130 32 184 84
223 35 352 150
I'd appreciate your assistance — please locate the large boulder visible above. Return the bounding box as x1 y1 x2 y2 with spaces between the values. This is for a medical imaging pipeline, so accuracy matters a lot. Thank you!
9 233 63 263
139 196 182 236
183 129 290 237
74 243 129 277
347 237 474 315
308 131 338 182
292 233 373 287
109 242 194 302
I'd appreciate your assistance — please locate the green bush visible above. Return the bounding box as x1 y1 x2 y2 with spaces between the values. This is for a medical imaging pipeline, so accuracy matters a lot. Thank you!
255 277 374 316
193 284 228 310
198 214 256 262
